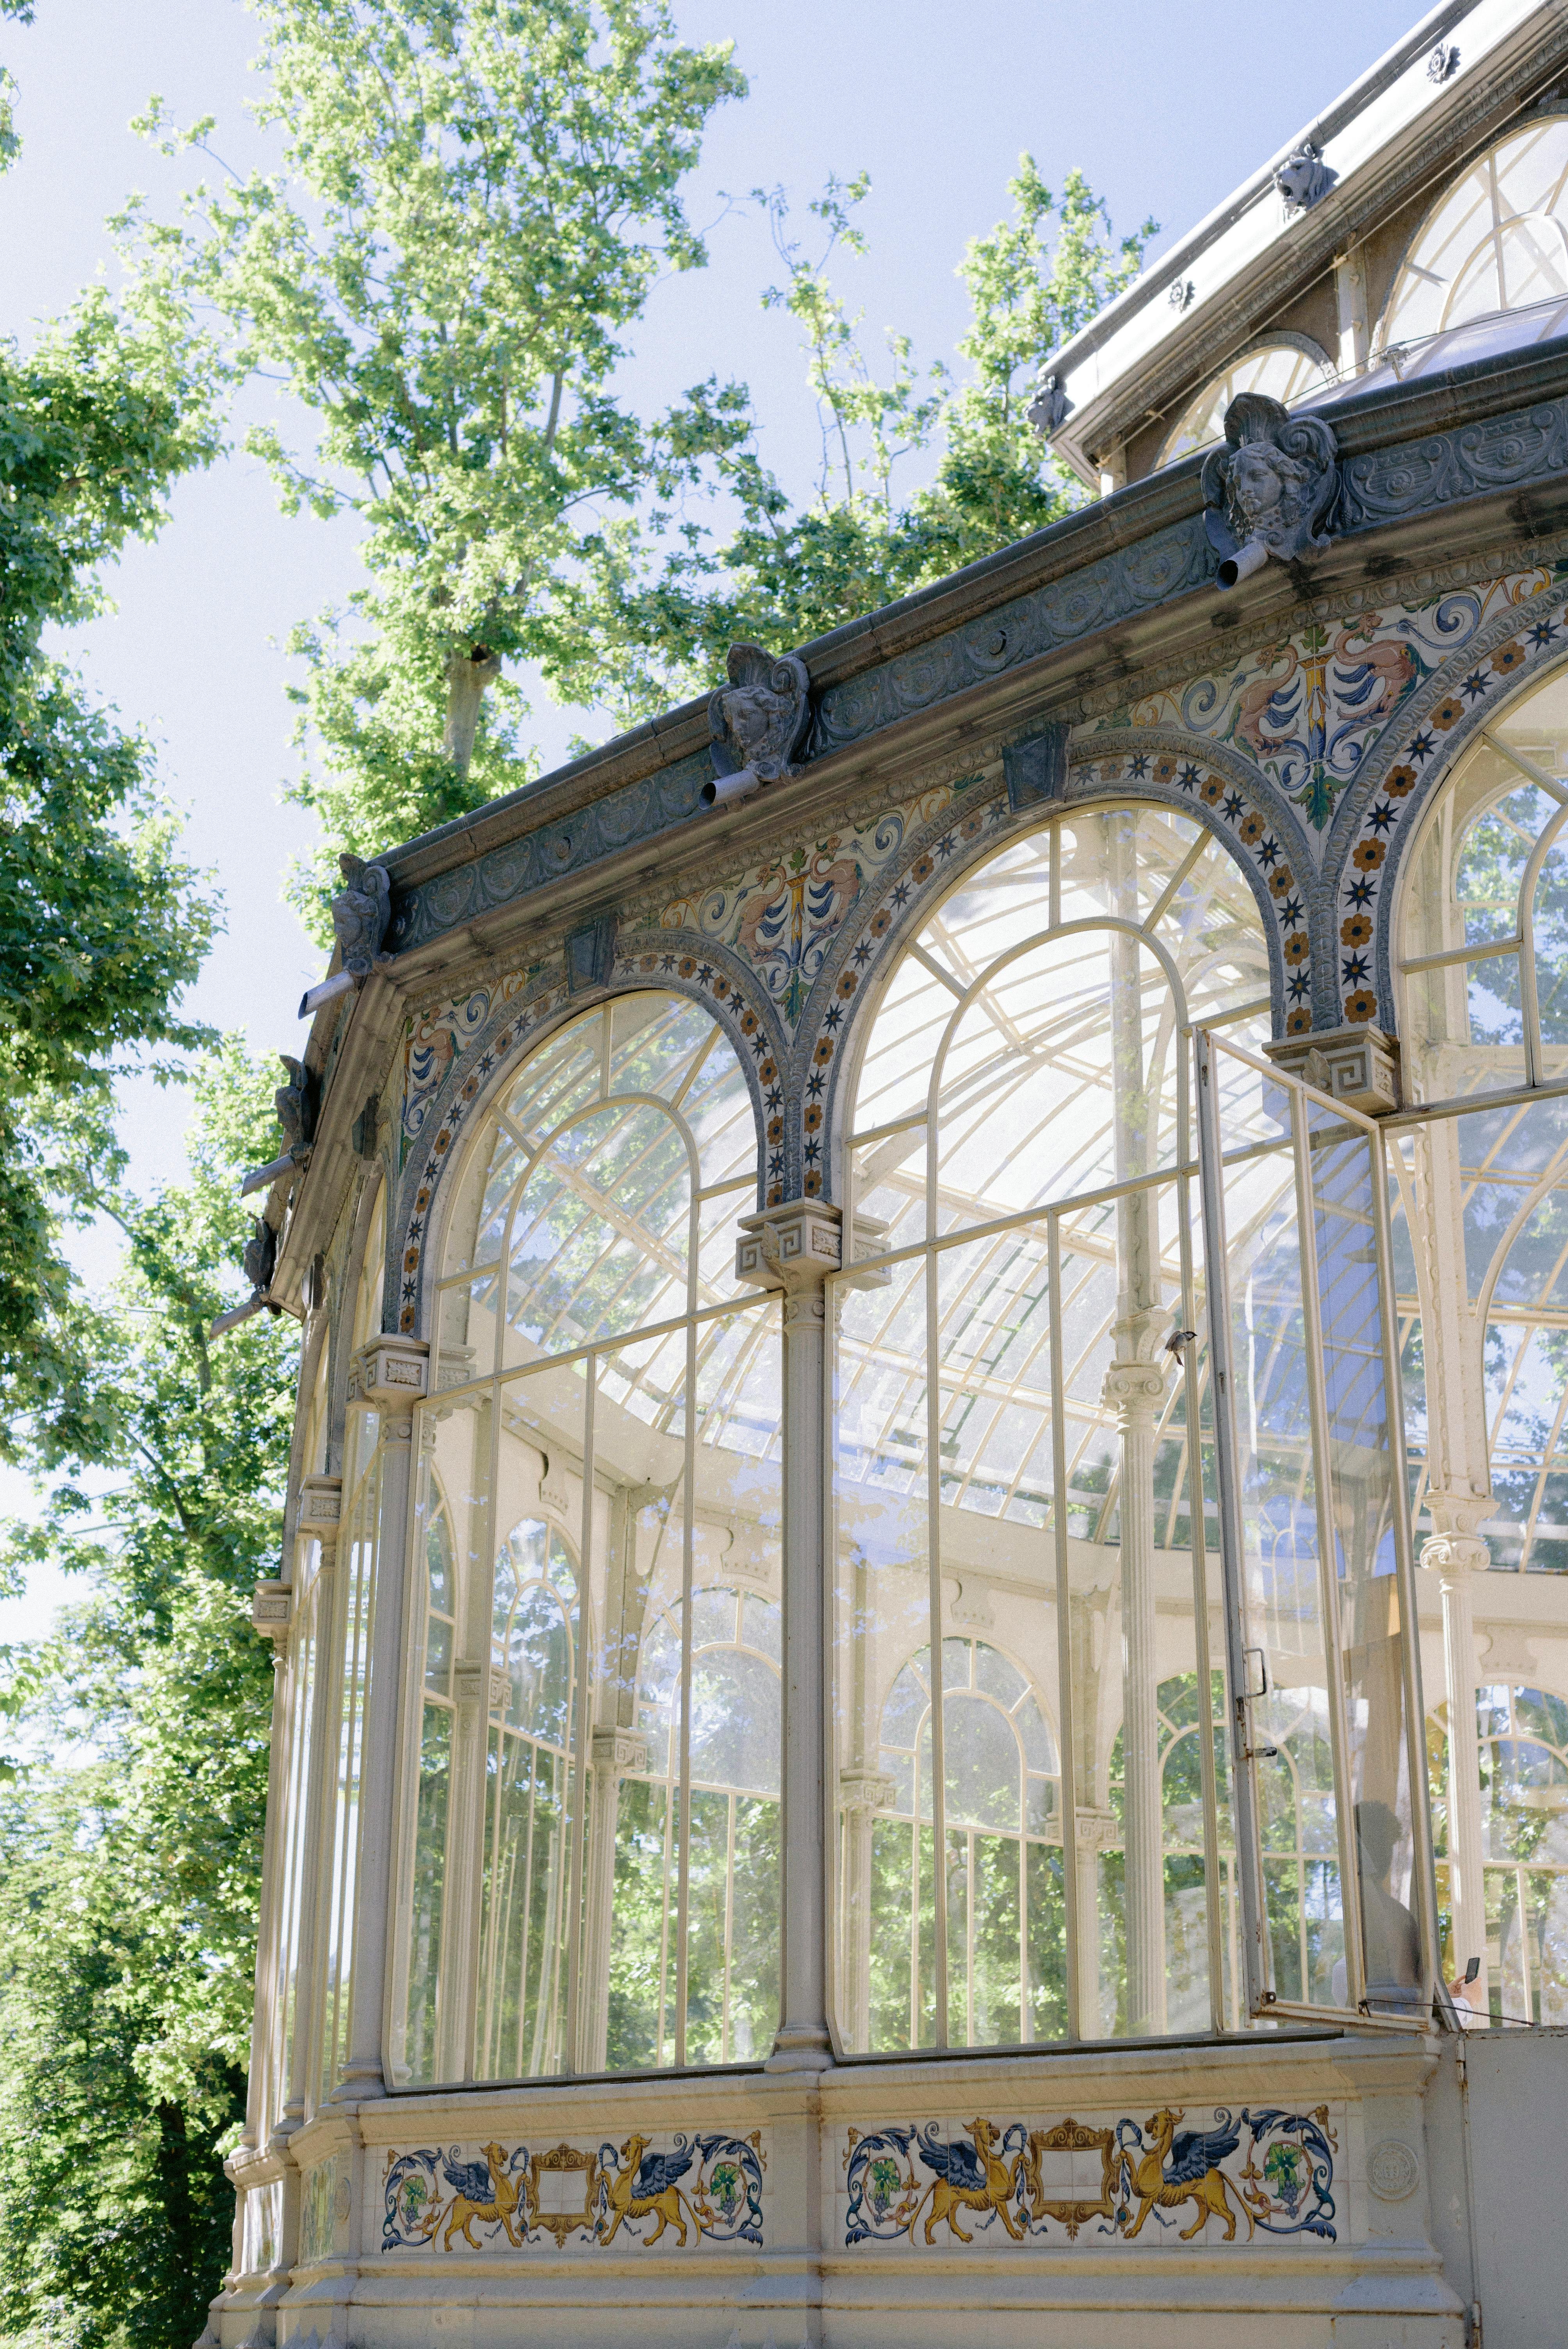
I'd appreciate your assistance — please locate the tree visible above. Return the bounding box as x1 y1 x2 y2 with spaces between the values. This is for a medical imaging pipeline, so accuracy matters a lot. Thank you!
0 1045 294 2349
553 160 1155 727
132 0 749 930
0 32 223 1462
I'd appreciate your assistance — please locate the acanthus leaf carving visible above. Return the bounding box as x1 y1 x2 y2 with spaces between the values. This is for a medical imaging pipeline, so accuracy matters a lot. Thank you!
1202 394 1340 587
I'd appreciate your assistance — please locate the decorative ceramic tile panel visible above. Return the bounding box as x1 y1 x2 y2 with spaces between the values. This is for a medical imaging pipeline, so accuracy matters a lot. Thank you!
381 2128 767 2254
839 2105 1339 2248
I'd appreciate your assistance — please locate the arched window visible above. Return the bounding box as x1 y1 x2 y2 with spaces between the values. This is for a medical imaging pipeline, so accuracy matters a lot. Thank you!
830 805 1274 2050
391 993 780 2088
1381 117 1568 355
864 1638 1060 2050
1160 342 1333 466
1400 660 1568 1103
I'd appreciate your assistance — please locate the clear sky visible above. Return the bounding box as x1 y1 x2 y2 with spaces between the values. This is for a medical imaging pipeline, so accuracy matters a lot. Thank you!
0 0 1428 1637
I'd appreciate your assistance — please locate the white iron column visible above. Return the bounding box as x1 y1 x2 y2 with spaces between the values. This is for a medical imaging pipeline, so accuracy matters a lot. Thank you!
580 1724 647 2069
1104 1358 1169 2035
1427 1504 1491 2010
338 1337 428 2096
1409 1115 1494 2011
736 1201 847 2071
837 1770 894 2050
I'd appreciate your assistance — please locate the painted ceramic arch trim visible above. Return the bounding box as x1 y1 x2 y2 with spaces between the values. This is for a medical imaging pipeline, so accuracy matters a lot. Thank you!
1083 569 1556 843
381 2128 767 2255
390 954 782 1337
838 2102 1340 2250
798 753 1297 1205
1326 568 1568 1027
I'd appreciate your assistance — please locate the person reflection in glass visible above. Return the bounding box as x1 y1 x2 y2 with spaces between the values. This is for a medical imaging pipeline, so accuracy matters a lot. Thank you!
1355 1798 1423 2015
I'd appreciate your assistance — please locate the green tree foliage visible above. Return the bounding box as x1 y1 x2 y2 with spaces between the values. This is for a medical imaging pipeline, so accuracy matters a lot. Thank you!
134 0 749 927
0 43 222 1459
0 1045 294 2347
558 162 1153 725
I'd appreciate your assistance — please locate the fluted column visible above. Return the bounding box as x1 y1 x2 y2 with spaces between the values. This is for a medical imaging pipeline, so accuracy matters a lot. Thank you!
1104 1357 1168 2036
338 1338 428 2097
837 1769 894 2051
1425 1502 1491 2017
276 1478 341 2146
580 1725 648 2069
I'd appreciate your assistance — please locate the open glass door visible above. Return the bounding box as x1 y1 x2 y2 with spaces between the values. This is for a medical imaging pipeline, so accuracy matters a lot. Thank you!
1196 1029 1441 2028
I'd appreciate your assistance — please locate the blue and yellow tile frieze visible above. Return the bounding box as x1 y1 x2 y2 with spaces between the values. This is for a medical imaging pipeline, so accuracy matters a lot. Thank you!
841 2105 1338 2247
381 2128 766 2253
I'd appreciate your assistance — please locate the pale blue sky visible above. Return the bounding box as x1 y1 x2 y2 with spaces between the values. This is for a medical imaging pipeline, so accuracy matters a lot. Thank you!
0 0 1425 1638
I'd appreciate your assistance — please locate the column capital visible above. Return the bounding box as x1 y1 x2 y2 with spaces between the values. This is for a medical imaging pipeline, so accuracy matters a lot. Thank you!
1421 1489 1493 1580
1074 1805 1121 1854
1101 1358 1168 1424
734 1201 889 1296
590 1724 649 1773
452 1661 508 1713
296 1474 342 1533
251 1579 292 1654
839 1769 896 1818
1264 1022 1400 1116
347 1335 429 1413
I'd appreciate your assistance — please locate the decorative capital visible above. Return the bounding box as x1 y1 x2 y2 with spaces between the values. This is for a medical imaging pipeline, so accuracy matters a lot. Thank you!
1101 1359 1168 1423
735 1202 889 1296
1073 1805 1121 1854
839 1769 897 1819
590 1724 649 1774
1422 1530 1490 1582
251 1579 292 1651
1201 393 1340 589
1265 1023 1399 1116
348 1337 430 1412
296 1475 342 1534
453 1661 509 1713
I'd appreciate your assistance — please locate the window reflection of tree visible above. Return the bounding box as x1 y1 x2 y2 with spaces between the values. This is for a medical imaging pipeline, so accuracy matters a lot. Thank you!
1477 1682 1568 2023
477 1517 580 2080
871 1638 1063 2050
609 1584 782 2067
403 1482 456 2082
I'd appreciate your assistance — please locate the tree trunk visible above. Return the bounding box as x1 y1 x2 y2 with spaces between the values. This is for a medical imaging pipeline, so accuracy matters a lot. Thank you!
443 646 501 778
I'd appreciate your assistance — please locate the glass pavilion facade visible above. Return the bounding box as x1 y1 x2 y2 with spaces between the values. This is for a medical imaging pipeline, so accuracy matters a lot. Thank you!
216 19 1568 2344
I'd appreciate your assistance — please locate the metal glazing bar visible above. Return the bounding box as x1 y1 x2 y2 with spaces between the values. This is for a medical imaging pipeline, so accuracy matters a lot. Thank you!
1479 727 1568 806
1383 1073 1568 1126
1047 1213 1082 2042
1399 934 1520 975
674 1313 698 2067
1290 1087 1368 2016
1193 1030 1269 2019
925 1242 949 2047
1186 996 1274 1035
563 1354 597 2070
846 1108 927 1154
847 1158 1201 1284
1368 1124 1445 2021
1144 831 1211 934
1514 799 1568 1091
1176 1087 1227 2035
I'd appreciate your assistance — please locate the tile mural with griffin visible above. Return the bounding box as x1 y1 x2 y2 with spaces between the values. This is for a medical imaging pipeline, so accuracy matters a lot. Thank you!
381 2129 766 2254
841 2105 1339 2247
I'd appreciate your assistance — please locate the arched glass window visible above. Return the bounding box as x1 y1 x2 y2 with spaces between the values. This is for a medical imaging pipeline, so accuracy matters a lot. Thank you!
1381 118 1568 354
627 1582 781 2065
1401 661 1568 1103
1160 342 1333 466
861 1637 1060 2050
391 994 781 2088
830 805 1274 2050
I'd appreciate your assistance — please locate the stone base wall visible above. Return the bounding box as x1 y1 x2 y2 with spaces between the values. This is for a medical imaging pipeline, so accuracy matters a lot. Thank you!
207 2034 1489 2349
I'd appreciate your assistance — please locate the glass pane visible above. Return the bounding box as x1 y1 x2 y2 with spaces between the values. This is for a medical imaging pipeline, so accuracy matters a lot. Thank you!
317 1410 381 2105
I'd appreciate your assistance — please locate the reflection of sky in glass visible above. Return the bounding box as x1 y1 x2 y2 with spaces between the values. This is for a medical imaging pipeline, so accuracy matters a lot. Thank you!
636 1584 782 1793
